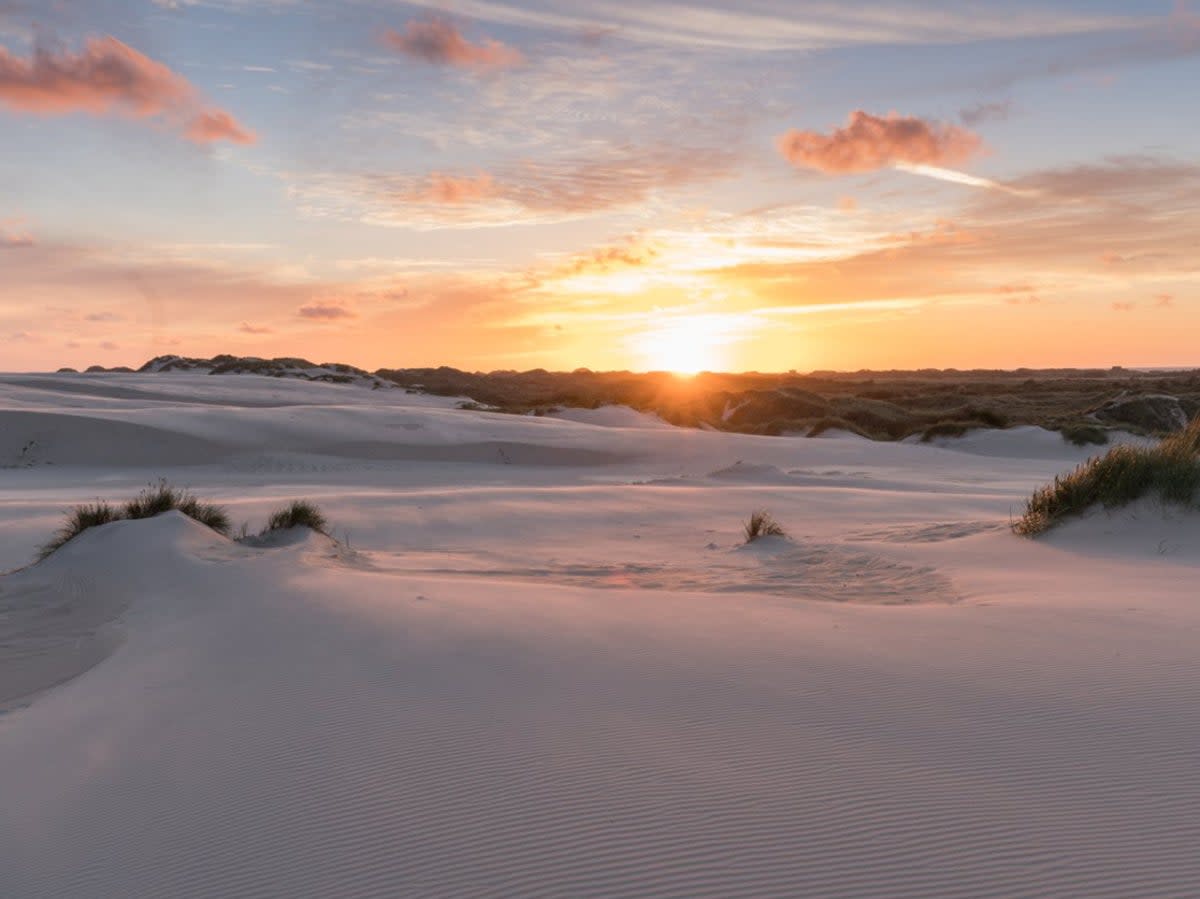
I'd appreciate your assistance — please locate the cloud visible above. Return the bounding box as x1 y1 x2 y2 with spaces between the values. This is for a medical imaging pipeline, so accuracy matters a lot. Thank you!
959 99 1012 126
382 16 523 70
239 321 273 333
297 302 355 320
0 36 255 144
395 1 1135 52
416 172 499 204
184 109 256 144
554 240 658 278
980 2 1200 90
290 143 736 229
0 226 33 248
777 111 983 175
1001 155 1199 202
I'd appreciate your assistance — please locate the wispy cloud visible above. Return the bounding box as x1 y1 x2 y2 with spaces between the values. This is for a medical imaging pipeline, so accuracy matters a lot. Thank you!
289 143 736 229
959 99 1012 127
382 16 523 70
297 302 355 320
977 3 1200 89
400 1 1135 51
0 36 255 144
778 111 982 175
412 172 499 203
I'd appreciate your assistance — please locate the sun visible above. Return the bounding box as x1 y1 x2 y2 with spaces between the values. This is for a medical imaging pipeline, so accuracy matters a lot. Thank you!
632 315 735 374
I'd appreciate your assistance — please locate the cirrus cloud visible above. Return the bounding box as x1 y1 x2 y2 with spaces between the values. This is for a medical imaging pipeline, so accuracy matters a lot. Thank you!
382 16 524 70
290 143 737 230
0 36 255 144
777 110 982 175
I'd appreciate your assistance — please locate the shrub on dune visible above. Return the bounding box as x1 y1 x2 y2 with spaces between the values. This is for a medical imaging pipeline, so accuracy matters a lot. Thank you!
919 421 976 442
1015 419 1200 536
263 500 328 535
123 480 231 536
1059 423 1109 447
744 510 786 543
805 416 876 439
38 502 122 560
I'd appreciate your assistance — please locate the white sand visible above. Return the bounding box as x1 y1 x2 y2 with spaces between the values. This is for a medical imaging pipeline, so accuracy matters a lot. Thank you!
1 372 1198 898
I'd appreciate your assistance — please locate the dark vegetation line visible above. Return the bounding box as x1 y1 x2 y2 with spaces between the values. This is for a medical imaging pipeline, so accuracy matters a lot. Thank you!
78 355 1200 444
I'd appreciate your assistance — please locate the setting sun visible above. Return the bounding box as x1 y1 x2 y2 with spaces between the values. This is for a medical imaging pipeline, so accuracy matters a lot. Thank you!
631 315 745 374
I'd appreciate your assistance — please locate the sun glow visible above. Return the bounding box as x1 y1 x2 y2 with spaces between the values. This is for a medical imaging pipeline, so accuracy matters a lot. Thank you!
631 314 751 374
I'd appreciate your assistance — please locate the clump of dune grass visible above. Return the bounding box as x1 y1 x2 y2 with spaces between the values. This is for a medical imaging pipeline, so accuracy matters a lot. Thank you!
744 510 787 543
123 480 231 536
38 501 122 561
962 407 1010 429
805 416 877 440
919 421 976 442
1059 423 1110 447
1015 419 1200 536
263 500 328 535
37 482 232 560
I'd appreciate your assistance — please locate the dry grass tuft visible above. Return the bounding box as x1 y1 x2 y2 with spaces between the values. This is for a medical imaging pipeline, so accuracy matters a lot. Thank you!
123 480 230 536
38 502 122 561
263 500 328 535
744 510 787 543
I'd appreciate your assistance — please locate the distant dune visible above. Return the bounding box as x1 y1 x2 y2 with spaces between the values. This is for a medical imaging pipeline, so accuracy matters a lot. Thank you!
59 354 1200 442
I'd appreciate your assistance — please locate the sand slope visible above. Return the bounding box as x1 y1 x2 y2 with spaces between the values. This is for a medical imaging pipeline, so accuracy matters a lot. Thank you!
2 373 1199 897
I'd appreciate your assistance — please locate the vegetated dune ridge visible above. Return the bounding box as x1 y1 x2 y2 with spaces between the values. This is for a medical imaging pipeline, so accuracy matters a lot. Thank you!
1 372 1199 899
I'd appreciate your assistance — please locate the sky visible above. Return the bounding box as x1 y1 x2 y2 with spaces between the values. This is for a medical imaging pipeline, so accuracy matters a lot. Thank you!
1 0 1197 373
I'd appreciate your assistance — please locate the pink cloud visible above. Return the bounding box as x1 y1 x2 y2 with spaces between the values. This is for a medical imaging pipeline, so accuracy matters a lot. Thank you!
0 36 254 144
185 109 256 145
298 303 355 321
239 321 273 334
420 172 498 204
777 110 983 175
382 17 523 70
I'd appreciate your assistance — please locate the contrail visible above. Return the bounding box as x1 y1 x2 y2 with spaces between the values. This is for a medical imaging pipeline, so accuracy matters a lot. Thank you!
895 162 1040 197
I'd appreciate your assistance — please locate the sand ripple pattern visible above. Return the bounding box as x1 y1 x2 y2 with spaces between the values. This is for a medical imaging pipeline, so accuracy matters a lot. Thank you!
404 543 959 604
4 553 1200 898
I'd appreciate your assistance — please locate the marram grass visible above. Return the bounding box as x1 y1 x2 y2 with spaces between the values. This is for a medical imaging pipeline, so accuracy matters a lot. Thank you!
263 500 328 535
1015 419 1200 536
38 481 230 560
744 510 787 543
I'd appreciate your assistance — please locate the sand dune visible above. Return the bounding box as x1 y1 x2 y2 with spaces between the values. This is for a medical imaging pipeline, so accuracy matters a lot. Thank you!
2 373 1199 897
